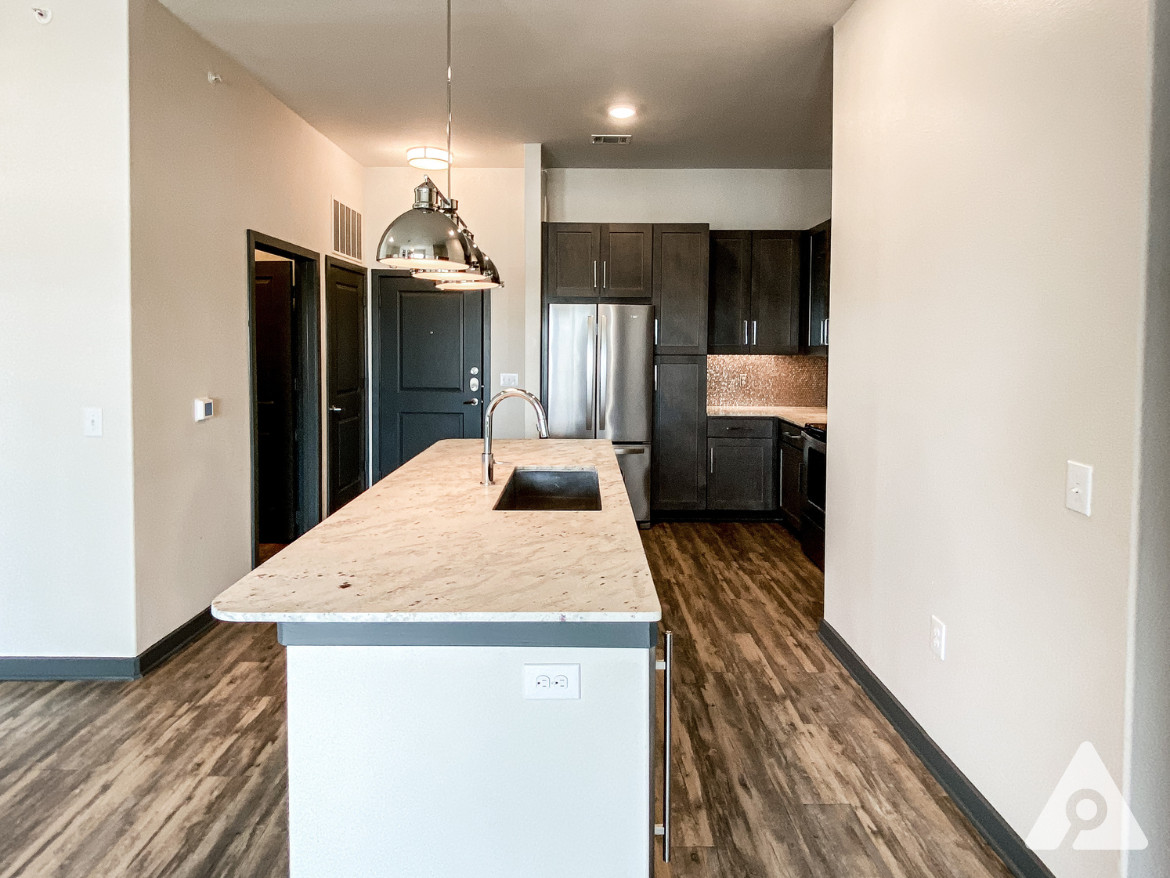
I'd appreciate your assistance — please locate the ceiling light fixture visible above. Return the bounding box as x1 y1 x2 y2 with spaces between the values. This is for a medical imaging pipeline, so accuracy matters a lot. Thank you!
377 0 501 289
406 146 450 170
608 104 636 120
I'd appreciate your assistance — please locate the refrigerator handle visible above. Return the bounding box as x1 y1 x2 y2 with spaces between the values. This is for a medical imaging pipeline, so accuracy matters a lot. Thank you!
598 312 608 432
585 314 595 432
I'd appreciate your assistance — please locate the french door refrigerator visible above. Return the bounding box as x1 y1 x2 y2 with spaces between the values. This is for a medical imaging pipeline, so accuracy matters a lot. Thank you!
546 303 654 523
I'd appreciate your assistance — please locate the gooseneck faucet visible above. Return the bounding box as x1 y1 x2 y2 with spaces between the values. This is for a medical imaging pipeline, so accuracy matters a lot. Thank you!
482 388 550 485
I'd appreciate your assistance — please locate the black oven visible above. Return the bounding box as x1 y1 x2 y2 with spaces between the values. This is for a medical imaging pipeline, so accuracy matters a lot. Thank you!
800 424 827 569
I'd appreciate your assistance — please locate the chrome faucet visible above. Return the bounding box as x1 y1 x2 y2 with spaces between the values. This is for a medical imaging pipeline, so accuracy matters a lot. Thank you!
483 388 550 485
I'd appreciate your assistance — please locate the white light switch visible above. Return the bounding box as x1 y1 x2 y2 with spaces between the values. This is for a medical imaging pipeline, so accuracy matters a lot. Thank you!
83 407 103 437
523 664 580 699
1066 461 1093 516
500 373 519 388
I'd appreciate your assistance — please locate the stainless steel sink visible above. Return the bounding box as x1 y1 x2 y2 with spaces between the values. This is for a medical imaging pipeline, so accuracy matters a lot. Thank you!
493 467 602 511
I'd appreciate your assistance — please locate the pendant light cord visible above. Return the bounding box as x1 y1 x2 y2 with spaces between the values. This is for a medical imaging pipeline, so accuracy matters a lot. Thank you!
446 0 452 200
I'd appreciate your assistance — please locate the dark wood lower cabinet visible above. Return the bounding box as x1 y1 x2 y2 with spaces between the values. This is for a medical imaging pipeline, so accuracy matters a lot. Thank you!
707 435 777 512
651 357 707 511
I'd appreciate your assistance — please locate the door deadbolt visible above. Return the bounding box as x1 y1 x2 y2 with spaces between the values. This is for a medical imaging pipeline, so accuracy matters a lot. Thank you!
469 377 480 392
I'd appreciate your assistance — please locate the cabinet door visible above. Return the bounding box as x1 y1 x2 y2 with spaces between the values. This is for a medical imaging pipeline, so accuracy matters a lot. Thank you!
653 224 709 355
779 441 805 529
749 231 802 355
707 438 776 511
651 356 707 511
545 223 601 299
806 220 830 356
708 231 752 353
601 224 652 299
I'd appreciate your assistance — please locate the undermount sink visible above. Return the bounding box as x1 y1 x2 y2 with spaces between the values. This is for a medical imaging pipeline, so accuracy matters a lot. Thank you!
493 467 602 511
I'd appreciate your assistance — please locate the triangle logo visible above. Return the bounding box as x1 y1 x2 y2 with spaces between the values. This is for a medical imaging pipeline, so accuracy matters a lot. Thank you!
1026 742 1148 851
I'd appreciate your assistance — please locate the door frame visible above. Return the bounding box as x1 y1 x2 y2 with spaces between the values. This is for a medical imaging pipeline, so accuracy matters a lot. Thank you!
247 231 322 568
325 255 369 513
370 269 491 480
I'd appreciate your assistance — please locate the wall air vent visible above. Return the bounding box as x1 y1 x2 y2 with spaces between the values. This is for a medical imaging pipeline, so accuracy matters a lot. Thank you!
591 134 633 145
332 199 362 261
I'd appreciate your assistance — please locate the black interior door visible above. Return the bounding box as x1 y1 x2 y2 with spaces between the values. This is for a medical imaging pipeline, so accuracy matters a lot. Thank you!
254 260 297 542
373 272 486 479
326 258 367 513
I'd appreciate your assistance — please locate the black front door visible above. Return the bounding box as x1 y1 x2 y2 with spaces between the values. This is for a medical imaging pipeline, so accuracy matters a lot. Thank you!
326 258 367 513
254 259 297 542
372 271 487 479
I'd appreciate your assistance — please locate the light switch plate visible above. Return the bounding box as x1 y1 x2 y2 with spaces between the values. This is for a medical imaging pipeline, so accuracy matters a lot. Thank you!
523 664 580 699
1066 461 1093 516
83 407 103 437
500 373 519 388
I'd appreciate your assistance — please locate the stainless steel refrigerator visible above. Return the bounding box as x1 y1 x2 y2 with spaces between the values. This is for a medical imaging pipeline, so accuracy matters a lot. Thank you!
546 303 654 523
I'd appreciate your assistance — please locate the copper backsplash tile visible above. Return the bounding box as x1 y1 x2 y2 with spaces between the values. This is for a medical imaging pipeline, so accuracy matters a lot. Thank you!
707 355 828 407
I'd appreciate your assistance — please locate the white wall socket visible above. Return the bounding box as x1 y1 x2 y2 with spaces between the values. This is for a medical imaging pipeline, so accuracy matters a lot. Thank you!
500 373 519 388
1066 460 1093 516
930 615 947 661
523 664 580 699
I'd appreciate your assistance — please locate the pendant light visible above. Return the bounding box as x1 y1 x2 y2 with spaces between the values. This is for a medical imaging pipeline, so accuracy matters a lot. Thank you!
376 0 502 290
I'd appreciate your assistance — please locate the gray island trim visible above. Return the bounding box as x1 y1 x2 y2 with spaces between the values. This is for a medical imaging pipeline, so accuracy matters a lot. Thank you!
278 621 658 649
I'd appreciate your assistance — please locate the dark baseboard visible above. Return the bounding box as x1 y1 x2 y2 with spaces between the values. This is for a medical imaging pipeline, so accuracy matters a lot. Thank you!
818 620 1055 878
0 608 215 682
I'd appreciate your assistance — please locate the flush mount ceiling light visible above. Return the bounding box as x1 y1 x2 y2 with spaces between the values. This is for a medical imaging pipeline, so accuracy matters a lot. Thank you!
406 146 450 170
607 104 636 120
377 0 501 288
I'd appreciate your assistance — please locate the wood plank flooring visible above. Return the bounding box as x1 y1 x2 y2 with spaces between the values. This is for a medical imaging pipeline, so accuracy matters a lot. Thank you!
0 522 1012 877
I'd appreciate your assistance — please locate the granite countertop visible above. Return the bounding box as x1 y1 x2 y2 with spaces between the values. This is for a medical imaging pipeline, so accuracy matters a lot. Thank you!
211 439 661 624
707 405 828 425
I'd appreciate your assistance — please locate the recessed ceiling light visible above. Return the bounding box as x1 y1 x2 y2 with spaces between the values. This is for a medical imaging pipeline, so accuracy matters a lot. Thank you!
608 105 636 120
406 146 450 170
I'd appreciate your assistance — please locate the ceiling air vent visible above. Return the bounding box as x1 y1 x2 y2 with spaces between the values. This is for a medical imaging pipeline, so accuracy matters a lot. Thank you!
332 198 362 262
591 134 632 145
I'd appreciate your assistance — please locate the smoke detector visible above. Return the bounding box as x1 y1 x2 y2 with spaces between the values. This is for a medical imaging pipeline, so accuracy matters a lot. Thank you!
591 134 632 145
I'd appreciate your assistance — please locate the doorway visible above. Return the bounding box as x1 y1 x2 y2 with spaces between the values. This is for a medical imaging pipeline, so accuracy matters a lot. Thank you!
325 257 368 513
371 270 489 479
248 231 322 567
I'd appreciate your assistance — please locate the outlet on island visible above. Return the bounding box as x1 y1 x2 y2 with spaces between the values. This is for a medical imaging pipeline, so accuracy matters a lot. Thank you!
524 664 580 699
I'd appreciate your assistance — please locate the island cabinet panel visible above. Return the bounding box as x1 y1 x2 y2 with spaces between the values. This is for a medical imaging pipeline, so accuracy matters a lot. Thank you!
287 644 654 878
652 224 710 356
652 356 707 511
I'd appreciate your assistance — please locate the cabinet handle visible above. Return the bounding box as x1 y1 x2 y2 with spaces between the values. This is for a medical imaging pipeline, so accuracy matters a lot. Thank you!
752 320 758 346
654 630 674 863
602 260 607 290
709 447 715 474
742 320 749 345
593 260 598 290
822 318 829 345
654 364 658 391
654 318 659 345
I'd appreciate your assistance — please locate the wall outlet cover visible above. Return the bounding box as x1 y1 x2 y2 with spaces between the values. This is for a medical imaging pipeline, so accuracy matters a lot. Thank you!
523 664 580 699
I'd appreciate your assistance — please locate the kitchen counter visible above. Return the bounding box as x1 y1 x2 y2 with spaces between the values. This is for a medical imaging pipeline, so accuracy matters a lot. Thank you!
212 438 660 624
707 404 828 425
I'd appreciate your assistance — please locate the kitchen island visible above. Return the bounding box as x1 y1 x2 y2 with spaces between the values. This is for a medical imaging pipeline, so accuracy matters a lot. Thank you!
213 439 663 878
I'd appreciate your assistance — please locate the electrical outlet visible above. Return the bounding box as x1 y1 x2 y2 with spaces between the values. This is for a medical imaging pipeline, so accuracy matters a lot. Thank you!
523 664 580 699
1066 461 1093 516
930 616 946 661
500 373 519 388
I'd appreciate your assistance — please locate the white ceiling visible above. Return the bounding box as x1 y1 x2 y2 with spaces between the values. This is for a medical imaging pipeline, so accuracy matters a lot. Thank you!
159 0 854 169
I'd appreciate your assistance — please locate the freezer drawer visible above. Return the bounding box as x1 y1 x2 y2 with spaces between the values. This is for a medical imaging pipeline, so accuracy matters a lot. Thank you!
615 444 651 524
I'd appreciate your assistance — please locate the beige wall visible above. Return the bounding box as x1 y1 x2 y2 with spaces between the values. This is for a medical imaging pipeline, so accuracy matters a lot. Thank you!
546 168 832 229
0 0 137 656
828 2 1152 877
363 167 531 439
129 0 364 652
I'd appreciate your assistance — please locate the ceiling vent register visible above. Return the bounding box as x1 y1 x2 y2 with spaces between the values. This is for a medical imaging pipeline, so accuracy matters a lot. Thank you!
591 134 633 145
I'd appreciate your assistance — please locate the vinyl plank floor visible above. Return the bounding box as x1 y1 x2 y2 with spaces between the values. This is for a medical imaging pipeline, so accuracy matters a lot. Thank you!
0 522 1012 877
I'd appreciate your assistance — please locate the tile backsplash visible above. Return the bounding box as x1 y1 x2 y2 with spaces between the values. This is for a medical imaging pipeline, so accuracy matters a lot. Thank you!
707 355 828 407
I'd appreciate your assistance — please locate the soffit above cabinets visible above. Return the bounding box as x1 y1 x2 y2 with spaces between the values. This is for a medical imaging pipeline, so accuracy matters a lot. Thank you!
157 0 854 169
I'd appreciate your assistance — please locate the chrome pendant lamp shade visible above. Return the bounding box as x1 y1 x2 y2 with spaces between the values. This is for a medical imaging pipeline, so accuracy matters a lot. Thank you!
376 179 471 271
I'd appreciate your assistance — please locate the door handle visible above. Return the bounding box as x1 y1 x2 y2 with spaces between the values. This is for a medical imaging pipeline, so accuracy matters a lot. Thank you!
742 320 749 346
328 405 343 413
462 399 480 406
654 630 674 862
752 320 758 346
597 313 608 432
585 315 596 431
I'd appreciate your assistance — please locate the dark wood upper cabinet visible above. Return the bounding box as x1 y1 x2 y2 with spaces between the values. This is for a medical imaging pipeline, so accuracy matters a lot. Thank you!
708 231 752 353
651 356 707 511
652 224 709 355
545 223 601 299
600 224 652 298
750 231 802 355
544 223 651 300
806 220 830 355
